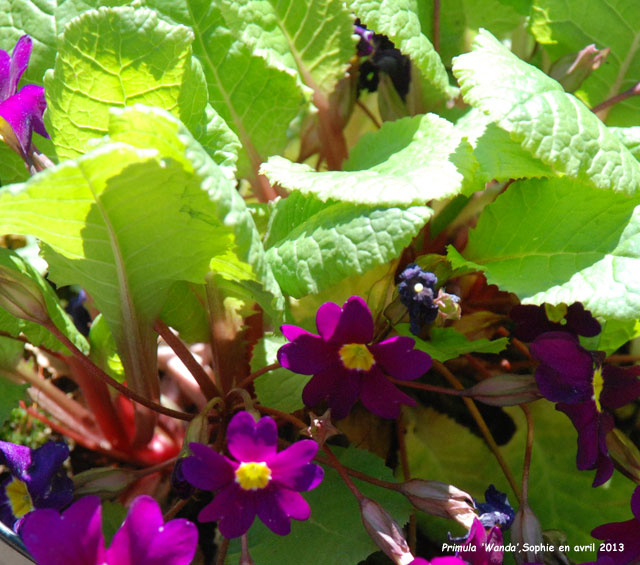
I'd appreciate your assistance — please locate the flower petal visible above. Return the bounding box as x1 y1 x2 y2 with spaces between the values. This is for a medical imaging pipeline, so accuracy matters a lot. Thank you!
0 84 48 154
200 485 256 538
632 486 640 523
0 36 32 101
302 366 342 407
227 411 278 462
592 516 640 565
325 369 362 420
316 301 342 341
369 336 431 380
182 443 234 491
20 496 105 565
360 368 416 419
330 296 374 345
277 333 338 374
256 488 311 535
27 442 73 509
281 324 312 341
270 441 323 491
601 365 640 409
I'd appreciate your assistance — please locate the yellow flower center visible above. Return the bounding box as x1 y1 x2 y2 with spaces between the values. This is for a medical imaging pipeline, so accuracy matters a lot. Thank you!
6 477 33 518
339 343 375 371
593 366 604 413
235 462 272 491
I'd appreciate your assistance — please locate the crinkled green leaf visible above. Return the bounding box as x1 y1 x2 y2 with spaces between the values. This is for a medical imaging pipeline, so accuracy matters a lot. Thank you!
144 0 305 180
405 402 633 561
454 177 640 320
45 6 207 161
0 0 56 85
228 446 410 565
397 325 508 362
266 198 431 297
611 126 640 160
452 29 640 195
251 335 310 413
192 104 241 181
218 0 355 97
0 144 29 186
347 0 457 104
530 0 640 126
262 114 476 206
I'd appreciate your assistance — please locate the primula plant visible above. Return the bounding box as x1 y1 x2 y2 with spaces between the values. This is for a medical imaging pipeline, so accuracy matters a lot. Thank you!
1 1 640 564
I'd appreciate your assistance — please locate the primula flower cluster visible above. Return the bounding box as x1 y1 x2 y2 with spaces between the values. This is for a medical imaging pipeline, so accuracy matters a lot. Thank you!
397 264 440 335
278 296 432 420
0 35 49 156
181 411 323 538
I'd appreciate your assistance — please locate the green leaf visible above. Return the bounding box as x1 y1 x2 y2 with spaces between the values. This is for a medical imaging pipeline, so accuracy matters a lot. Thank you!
452 29 640 195
89 315 124 383
44 6 208 161
595 318 640 356
262 114 476 206
0 373 28 427
347 0 457 104
218 0 355 97
101 500 127 546
228 446 410 565
265 197 431 297
144 0 306 180
0 144 30 186
455 177 640 320
611 127 640 160
530 0 640 126
252 335 310 413
160 281 210 344
397 325 509 362
0 0 56 85
405 402 634 561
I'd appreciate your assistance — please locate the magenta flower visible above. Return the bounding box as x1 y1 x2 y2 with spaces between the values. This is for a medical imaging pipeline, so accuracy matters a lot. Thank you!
20 495 197 565
456 517 503 565
530 332 640 486
0 35 49 156
181 411 324 538
510 302 601 342
0 441 73 530
591 486 640 565
278 296 432 419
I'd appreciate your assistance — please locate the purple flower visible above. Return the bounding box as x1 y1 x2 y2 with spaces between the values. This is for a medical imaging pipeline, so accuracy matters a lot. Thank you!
476 485 514 529
397 264 440 335
530 333 640 486
181 411 323 538
0 35 49 156
456 517 503 565
591 486 640 565
0 441 73 530
510 302 600 342
277 296 432 420
20 495 197 565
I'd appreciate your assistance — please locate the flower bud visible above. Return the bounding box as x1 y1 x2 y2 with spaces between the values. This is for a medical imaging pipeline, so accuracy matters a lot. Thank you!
462 374 542 406
399 480 476 529
549 44 610 93
303 410 340 447
0 265 49 325
511 502 544 565
360 498 413 565
72 466 138 497
607 428 640 483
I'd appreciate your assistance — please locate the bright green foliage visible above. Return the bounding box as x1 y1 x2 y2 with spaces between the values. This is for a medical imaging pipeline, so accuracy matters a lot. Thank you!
451 177 640 320
160 282 210 344
218 0 355 97
0 0 56 85
0 145 29 185
252 335 310 413
347 0 457 105
228 446 410 565
611 126 640 160
262 114 476 206
265 193 431 297
453 30 640 195
0 338 29 427
89 315 125 383
530 0 640 126
144 0 306 180
44 7 207 161
397 325 508 362
406 402 634 560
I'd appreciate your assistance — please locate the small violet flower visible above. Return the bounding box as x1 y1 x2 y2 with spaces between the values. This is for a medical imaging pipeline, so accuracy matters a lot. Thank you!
456 517 503 565
0 440 73 530
20 495 197 565
475 484 515 529
181 411 323 538
591 486 640 565
397 264 440 336
0 35 49 156
530 332 640 486
278 296 432 420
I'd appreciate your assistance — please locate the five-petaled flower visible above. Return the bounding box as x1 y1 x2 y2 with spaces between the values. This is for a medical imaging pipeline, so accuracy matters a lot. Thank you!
591 486 640 565
278 296 432 420
20 495 197 565
181 411 324 538
0 35 49 157
530 332 640 486
0 440 73 530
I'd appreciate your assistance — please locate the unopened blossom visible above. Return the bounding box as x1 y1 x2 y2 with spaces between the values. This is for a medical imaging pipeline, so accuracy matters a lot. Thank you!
530 332 640 486
278 296 432 419
0 441 73 530
20 495 197 565
181 411 323 538
591 486 640 565
0 36 49 156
